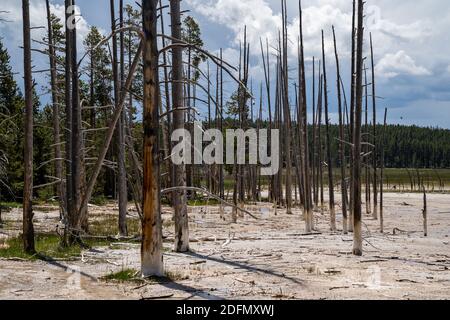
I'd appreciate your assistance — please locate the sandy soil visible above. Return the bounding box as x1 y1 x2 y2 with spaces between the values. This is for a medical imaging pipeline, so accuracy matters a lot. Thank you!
0 192 449 300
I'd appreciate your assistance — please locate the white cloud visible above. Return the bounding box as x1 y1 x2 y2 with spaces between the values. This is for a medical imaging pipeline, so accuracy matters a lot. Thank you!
0 0 90 50
376 51 431 79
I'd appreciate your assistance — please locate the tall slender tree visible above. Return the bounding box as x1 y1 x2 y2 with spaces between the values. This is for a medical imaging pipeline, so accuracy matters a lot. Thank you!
353 0 365 256
321 30 336 232
141 0 163 276
22 0 35 253
45 0 65 218
170 0 189 252
370 33 378 220
332 26 348 234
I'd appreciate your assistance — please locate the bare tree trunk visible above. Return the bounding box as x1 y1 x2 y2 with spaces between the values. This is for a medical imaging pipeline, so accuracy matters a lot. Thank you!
298 1 312 229
22 0 35 254
311 56 317 209
317 74 324 208
370 33 378 220
349 0 357 233
422 186 427 237
380 108 387 233
352 0 364 256
111 0 128 236
70 0 83 237
169 0 189 252
46 0 65 218
321 30 336 232
63 0 73 246
364 65 371 216
332 26 348 235
280 0 292 215
141 0 163 277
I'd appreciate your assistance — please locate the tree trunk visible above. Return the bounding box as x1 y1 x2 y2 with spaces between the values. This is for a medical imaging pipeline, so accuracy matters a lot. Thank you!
352 0 364 256
141 0 164 277
46 0 65 219
22 0 35 254
63 0 73 246
321 30 336 232
380 108 387 233
111 0 128 236
170 0 189 252
70 0 83 237
332 26 348 235
349 0 357 233
299 0 313 230
370 33 378 220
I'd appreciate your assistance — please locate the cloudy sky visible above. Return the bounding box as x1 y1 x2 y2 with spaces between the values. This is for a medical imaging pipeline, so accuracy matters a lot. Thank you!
1 0 449 128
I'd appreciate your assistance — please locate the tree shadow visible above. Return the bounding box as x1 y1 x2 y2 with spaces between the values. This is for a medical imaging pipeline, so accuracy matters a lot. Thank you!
184 251 305 286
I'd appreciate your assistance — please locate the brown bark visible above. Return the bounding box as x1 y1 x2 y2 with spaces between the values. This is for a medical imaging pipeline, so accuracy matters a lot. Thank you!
141 0 163 277
22 0 35 254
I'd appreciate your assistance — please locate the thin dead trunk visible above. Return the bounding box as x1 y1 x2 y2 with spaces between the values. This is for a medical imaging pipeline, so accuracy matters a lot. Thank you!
321 30 336 232
70 0 83 235
380 108 387 233
370 33 378 220
352 0 364 256
46 0 65 218
349 0 357 233
170 0 189 252
299 0 312 230
332 26 348 235
63 0 73 245
22 0 35 254
110 0 128 237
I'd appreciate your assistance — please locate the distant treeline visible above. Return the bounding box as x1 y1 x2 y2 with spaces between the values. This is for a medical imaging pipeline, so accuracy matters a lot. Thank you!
214 118 450 169
322 124 450 169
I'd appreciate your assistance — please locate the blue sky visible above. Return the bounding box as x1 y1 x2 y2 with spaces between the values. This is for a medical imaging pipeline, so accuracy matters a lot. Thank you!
1 0 450 128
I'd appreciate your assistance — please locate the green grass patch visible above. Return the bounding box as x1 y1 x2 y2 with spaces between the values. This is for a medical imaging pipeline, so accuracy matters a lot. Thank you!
101 268 188 284
102 268 141 283
0 234 82 260
88 216 141 237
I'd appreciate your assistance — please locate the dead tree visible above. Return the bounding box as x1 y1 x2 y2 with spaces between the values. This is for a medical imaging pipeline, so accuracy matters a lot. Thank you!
332 26 348 234
352 0 364 256
22 0 35 254
317 73 324 208
380 108 387 233
321 30 336 232
170 0 189 252
422 186 428 237
110 0 128 236
370 33 378 220
63 0 73 245
299 0 312 230
46 0 65 218
349 0 357 233
69 0 83 237
281 0 292 215
141 0 163 277
364 65 371 216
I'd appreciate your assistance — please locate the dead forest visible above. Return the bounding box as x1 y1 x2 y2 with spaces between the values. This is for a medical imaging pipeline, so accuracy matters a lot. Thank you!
0 0 448 300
